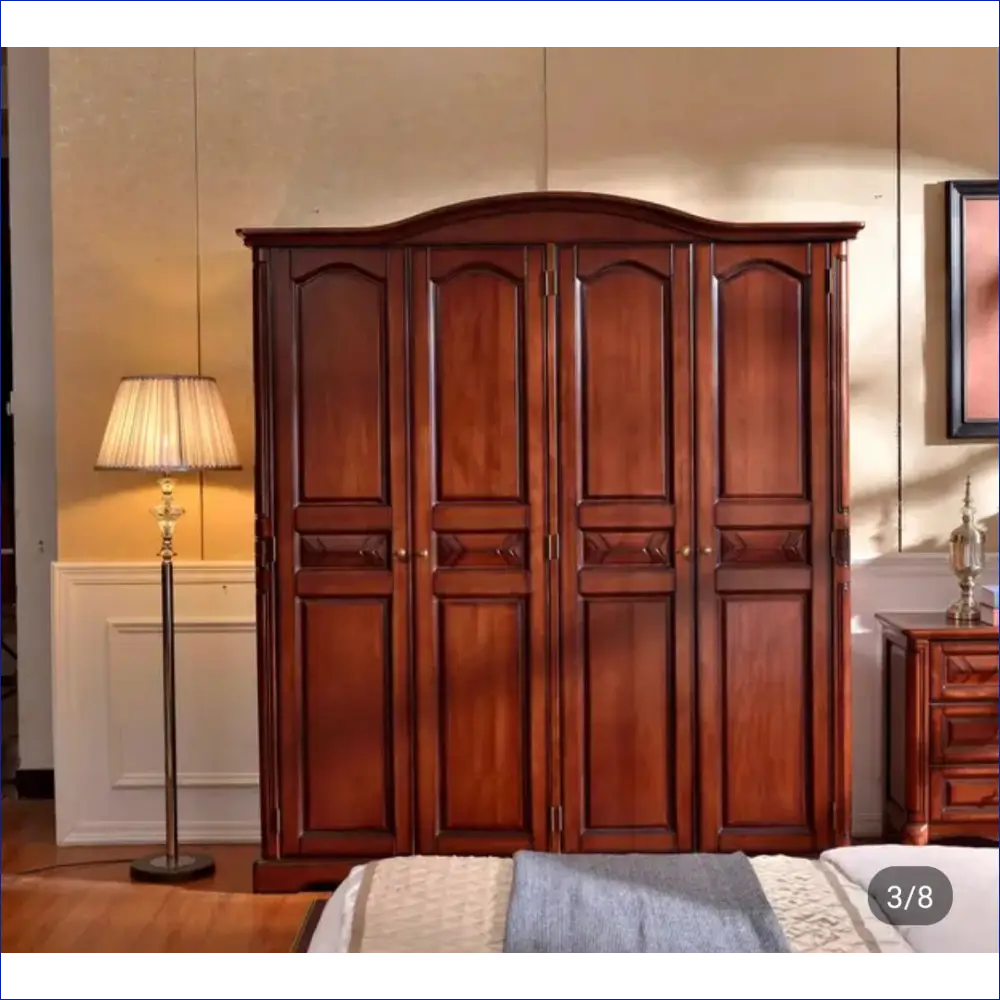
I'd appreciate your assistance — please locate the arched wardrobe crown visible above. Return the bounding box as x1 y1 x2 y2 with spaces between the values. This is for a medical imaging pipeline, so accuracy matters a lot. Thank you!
239 191 864 893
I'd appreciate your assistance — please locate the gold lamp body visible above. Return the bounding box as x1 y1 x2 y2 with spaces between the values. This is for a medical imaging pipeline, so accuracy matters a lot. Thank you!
946 477 986 624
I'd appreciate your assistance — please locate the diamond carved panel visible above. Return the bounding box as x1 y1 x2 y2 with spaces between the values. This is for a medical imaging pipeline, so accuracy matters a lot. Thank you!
437 533 526 569
718 529 807 565
582 531 672 567
300 534 389 569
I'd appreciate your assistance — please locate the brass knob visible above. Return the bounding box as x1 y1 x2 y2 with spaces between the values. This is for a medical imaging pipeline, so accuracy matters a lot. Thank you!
415 549 429 559
394 548 409 561
700 546 713 555
677 545 691 557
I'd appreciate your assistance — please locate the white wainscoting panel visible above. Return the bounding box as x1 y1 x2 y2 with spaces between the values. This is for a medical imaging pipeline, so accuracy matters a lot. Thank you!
52 553 996 845
52 562 259 846
105 617 258 791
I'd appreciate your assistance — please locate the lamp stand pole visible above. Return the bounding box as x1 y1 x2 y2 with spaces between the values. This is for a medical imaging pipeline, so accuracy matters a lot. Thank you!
129 476 215 884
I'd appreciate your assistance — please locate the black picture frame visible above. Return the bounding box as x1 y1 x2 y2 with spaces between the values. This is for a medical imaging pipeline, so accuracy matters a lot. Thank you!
944 178 999 440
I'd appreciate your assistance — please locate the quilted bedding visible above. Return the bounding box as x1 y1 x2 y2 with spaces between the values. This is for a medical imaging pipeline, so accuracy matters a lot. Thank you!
303 852 914 953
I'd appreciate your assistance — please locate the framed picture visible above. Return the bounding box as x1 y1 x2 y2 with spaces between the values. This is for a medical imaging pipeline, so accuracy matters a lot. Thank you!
945 179 999 440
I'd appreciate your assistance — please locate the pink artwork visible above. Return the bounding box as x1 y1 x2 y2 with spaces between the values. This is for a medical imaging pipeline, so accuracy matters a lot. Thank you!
946 180 999 439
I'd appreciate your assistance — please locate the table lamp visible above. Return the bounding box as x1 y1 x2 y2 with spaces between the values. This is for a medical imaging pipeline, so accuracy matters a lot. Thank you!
946 476 986 624
95 374 241 883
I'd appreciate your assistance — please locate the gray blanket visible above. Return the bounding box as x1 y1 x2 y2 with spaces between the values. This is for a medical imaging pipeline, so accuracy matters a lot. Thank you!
502 851 791 953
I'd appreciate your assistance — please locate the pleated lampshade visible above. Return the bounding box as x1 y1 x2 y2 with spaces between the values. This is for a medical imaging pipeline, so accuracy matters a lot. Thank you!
95 375 241 473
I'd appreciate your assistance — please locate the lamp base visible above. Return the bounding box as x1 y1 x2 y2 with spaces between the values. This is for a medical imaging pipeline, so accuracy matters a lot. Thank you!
129 852 216 884
946 597 982 624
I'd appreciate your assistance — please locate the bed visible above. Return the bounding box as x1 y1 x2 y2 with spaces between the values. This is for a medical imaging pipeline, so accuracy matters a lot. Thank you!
299 844 998 953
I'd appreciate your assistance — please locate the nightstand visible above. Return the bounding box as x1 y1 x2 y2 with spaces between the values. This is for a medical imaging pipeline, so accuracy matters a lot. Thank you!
876 612 999 846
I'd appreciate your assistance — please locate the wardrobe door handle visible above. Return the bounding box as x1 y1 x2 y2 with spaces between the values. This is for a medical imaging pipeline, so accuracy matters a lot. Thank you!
677 545 691 558
415 549 429 559
394 548 410 562
700 546 713 555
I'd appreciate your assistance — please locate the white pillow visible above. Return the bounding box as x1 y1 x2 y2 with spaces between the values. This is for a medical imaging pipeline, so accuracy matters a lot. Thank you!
821 844 998 953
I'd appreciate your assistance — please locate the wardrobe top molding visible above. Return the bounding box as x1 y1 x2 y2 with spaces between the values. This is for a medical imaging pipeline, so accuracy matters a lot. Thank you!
236 190 865 249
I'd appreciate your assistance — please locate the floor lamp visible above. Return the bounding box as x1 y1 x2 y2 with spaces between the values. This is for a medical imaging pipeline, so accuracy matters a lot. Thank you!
95 374 241 884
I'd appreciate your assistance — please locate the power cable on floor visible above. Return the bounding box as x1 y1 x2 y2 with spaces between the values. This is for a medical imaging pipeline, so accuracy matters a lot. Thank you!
6 858 139 876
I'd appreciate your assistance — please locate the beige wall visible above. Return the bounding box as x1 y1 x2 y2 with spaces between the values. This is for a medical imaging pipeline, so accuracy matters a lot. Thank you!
49 47 999 563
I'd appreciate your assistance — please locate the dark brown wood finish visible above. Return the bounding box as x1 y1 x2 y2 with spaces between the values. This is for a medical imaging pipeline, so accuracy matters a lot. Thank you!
270 248 414 865
557 244 695 854
694 242 841 854
410 246 550 855
242 192 862 892
830 249 853 847
239 192 864 248
877 612 999 847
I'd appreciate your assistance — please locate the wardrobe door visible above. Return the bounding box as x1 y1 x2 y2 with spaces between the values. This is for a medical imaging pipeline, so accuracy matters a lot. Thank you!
410 246 551 855
693 242 834 853
557 244 696 854
271 248 413 859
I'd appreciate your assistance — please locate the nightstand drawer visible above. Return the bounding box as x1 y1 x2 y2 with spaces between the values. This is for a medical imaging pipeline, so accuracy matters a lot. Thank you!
930 704 999 764
929 767 999 823
930 642 999 701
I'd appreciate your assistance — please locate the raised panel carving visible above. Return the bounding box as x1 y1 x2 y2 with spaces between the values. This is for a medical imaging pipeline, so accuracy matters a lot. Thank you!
295 262 388 504
300 534 389 569
930 769 999 820
932 644 1000 700
718 530 807 565
432 263 526 503
720 595 810 828
411 245 547 858
583 599 674 832
438 599 529 833
716 262 806 500
930 706 999 765
559 244 689 856
437 533 525 569
300 598 395 835
947 655 1000 681
579 261 672 501
582 531 672 567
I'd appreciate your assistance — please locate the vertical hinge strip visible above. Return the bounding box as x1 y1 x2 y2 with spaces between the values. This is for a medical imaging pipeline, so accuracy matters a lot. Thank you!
543 268 558 298
549 804 564 834
256 537 275 570
545 534 561 561
831 527 850 567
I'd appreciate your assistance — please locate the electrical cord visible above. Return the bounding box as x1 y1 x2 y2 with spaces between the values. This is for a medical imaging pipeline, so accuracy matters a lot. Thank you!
7 857 139 876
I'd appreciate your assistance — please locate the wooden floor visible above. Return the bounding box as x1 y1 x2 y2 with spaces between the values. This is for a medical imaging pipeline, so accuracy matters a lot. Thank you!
1 800 323 952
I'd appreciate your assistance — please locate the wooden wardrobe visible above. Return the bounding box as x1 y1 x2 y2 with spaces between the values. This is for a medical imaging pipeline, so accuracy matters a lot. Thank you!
240 193 861 893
